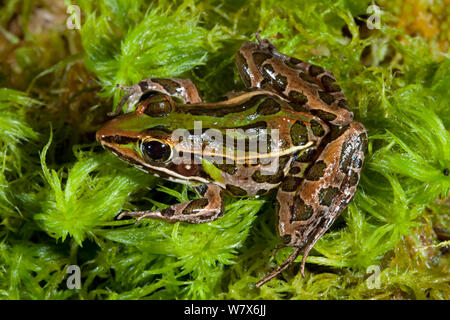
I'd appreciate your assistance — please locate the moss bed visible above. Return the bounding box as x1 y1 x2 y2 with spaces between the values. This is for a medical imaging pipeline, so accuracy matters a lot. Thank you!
0 0 449 299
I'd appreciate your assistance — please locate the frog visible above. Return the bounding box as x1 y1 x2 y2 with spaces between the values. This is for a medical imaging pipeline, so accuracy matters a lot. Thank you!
96 35 367 287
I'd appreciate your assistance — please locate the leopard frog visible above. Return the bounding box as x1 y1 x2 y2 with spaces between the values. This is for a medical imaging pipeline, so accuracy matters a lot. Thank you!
96 36 367 287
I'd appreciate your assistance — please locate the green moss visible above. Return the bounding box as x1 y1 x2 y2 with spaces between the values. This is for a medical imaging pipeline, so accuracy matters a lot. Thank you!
0 0 448 300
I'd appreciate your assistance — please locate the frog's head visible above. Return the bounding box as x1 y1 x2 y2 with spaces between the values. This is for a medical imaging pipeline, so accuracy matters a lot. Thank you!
97 93 206 182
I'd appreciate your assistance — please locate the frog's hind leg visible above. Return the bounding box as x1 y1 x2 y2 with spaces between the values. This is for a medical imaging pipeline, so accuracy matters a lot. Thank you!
111 78 202 115
257 122 367 287
254 34 345 97
252 35 353 126
118 184 225 224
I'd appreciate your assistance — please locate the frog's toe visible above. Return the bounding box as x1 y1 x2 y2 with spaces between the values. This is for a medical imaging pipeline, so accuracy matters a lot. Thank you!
272 244 288 259
116 211 137 220
256 246 302 288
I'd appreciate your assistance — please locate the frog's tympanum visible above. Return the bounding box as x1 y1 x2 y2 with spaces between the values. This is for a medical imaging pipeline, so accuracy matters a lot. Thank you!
96 35 367 287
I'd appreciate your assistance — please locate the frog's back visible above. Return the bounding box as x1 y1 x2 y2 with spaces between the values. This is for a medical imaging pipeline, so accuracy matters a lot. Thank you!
174 90 330 151
167 92 330 196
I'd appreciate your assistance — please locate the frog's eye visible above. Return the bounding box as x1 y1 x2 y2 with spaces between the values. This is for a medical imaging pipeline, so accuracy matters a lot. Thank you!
141 139 172 163
138 93 174 117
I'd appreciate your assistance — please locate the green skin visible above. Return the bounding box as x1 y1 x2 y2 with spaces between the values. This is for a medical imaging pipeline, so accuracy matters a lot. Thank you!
96 36 367 287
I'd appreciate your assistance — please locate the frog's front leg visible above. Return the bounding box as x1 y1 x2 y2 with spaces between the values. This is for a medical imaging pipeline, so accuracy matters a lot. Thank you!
118 184 225 224
256 122 367 287
111 78 202 115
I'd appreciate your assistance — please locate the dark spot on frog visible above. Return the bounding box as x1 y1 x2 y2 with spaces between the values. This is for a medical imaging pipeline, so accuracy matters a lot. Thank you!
252 156 288 184
252 51 273 66
288 166 301 175
215 163 237 175
443 168 449 176
256 188 268 195
348 170 360 187
151 78 181 95
161 207 175 217
281 176 303 192
252 169 284 184
310 119 325 137
357 132 368 152
275 74 288 92
309 65 325 77
318 90 336 105
299 72 316 84
321 75 341 92
290 195 313 222
285 57 304 69
290 121 309 146
328 124 349 140
280 234 292 244
262 63 276 79
261 63 288 92
338 99 350 111
296 147 316 162
258 78 273 91
311 109 337 121
289 102 309 113
226 184 248 196
290 57 303 65
318 186 340 206
256 97 282 115
278 155 291 168
288 90 308 106
305 160 327 181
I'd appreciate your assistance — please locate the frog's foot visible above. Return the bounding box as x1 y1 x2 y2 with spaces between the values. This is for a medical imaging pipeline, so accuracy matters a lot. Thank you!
117 184 225 224
117 210 155 223
107 83 143 116
255 246 302 288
